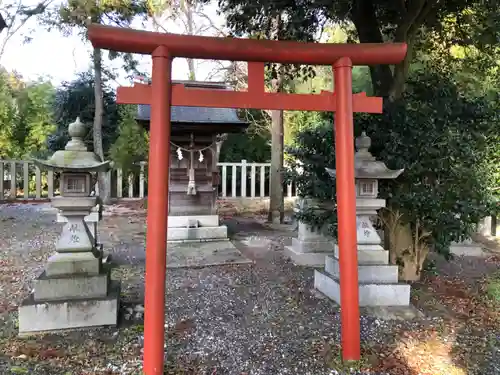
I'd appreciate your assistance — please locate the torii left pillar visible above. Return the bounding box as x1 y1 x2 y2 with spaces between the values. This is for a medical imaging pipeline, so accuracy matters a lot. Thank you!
333 57 360 359
144 45 172 373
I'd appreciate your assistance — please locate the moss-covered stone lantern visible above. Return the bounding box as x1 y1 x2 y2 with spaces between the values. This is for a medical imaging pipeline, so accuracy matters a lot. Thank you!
18 118 120 334
35 117 110 257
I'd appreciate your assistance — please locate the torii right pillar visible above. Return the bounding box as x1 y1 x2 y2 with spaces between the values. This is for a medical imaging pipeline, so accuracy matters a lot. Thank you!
333 57 360 358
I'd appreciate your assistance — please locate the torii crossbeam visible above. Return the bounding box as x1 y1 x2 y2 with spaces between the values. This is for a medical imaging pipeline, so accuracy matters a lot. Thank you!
88 24 406 375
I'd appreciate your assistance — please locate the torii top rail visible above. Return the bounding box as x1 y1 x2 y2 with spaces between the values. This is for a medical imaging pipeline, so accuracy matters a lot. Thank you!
88 23 406 375
89 24 406 66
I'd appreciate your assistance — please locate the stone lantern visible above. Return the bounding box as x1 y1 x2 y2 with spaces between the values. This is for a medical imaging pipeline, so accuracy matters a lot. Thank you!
315 131 411 306
346 131 404 251
18 118 120 334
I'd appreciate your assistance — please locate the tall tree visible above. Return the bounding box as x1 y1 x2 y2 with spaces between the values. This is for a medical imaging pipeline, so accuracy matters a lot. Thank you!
152 0 226 80
39 0 153 202
215 0 500 278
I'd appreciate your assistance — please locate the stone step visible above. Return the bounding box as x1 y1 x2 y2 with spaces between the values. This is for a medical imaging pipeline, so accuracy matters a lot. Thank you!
34 271 110 301
284 245 330 267
334 245 389 265
46 252 102 277
325 256 399 284
167 225 227 242
314 270 411 307
168 215 219 228
291 238 336 253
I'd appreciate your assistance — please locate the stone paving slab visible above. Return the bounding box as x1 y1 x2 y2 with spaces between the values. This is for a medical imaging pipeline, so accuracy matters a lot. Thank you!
362 305 424 321
167 240 252 268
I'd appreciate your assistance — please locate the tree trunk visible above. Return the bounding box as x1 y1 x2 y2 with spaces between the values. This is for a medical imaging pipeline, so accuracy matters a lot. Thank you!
92 47 111 204
185 1 196 80
383 209 430 281
351 0 431 100
351 0 394 97
268 109 284 224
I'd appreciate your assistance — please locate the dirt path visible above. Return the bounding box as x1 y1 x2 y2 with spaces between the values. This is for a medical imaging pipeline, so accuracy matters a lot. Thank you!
0 204 498 374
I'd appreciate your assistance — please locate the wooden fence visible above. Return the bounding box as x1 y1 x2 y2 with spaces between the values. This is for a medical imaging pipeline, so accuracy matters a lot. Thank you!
2 159 497 236
0 159 296 200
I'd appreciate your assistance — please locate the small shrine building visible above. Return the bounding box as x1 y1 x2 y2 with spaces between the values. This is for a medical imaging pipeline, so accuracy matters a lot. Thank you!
135 80 248 241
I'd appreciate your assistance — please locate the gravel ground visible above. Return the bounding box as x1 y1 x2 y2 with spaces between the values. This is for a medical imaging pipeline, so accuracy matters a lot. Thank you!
0 203 498 375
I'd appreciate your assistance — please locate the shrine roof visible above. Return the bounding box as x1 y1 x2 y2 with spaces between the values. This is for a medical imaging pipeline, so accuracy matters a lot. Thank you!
135 80 248 128
137 104 246 125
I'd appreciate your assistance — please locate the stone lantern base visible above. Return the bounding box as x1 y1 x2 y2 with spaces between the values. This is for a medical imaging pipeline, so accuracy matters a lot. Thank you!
18 278 120 335
19 257 120 334
314 245 411 306
284 199 336 266
18 254 120 334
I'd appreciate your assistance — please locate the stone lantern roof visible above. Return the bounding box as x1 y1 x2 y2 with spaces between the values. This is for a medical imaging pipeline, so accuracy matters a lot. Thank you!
325 132 404 180
33 117 110 172
352 132 403 179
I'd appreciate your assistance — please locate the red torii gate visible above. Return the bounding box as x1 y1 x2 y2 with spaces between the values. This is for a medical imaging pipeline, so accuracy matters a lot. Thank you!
88 24 406 374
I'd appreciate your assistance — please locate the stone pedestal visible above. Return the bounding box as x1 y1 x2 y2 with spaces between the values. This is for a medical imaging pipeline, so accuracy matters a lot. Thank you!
478 216 499 237
57 206 101 250
18 197 120 334
478 217 492 236
314 245 410 306
284 222 335 266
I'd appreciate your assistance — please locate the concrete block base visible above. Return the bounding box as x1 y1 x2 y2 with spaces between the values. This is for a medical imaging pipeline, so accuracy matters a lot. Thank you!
167 225 228 242
19 281 120 335
284 245 330 267
314 270 410 306
325 256 398 284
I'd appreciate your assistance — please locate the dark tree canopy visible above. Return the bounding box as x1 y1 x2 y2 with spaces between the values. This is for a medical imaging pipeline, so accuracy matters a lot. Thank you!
48 72 119 154
214 0 499 99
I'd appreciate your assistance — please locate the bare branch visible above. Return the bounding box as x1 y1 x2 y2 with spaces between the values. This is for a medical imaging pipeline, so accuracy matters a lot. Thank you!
0 0 55 60
192 10 226 36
